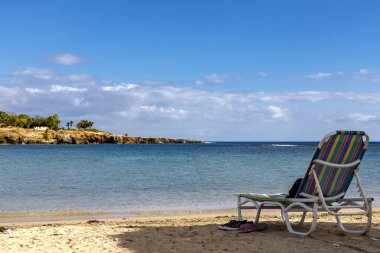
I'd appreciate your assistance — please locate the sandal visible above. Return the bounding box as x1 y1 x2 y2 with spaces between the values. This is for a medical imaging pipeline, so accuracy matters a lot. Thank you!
239 223 267 233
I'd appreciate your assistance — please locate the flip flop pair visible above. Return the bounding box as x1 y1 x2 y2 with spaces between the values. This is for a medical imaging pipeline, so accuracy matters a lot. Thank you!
239 223 267 233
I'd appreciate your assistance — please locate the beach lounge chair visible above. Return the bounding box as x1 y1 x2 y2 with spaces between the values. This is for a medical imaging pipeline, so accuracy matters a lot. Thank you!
236 130 373 236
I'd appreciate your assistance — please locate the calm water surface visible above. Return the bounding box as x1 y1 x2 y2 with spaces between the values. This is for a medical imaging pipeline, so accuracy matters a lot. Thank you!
1 142 379 213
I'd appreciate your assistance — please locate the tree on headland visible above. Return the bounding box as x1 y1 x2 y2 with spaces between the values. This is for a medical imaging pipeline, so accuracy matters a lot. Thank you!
46 114 60 130
0 111 10 126
66 121 74 129
18 114 33 128
76 120 94 130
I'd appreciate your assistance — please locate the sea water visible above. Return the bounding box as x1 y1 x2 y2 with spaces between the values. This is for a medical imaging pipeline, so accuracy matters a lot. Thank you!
0 142 379 213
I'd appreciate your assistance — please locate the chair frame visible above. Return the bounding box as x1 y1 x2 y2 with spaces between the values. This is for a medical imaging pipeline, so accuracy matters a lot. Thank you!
236 131 373 236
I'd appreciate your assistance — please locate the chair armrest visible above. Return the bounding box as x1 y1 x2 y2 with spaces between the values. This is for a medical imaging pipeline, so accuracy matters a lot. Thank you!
313 159 360 168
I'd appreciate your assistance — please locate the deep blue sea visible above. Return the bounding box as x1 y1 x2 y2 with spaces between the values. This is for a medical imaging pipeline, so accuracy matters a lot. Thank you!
1 142 379 214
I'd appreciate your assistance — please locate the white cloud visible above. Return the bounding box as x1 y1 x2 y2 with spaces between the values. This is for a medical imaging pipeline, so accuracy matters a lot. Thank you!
195 73 240 85
306 72 333 80
354 68 380 83
0 86 24 106
64 74 92 82
254 91 332 103
50 85 88 93
25 88 47 94
11 67 54 80
267 105 288 120
0 86 21 96
344 113 378 122
338 92 380 103
141 105 186 114
51 54 83 66
305 71 345 80
359 69 370 75
204 73 229 84
119 105 188 120
101 83 139 91
72 97 89 107
257 71 268 77
10 67 93 84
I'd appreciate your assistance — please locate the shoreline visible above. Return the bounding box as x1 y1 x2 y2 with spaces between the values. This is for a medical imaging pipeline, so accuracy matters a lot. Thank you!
1 207 379 225
0 208 240 224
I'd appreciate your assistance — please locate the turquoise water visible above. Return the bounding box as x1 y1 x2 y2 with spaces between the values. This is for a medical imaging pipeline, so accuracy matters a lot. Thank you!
0 142 379 213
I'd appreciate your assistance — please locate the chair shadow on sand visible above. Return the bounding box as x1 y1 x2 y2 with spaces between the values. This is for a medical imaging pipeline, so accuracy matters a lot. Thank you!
110 216 380 253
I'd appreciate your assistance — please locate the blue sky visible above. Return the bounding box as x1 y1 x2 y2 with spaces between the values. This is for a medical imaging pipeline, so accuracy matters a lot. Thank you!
1 1 380 141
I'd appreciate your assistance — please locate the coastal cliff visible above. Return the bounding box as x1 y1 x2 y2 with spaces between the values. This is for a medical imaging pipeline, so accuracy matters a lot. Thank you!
0 127 202 145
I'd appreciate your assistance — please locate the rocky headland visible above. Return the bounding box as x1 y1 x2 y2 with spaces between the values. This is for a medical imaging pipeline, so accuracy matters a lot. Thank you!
0 127 202 145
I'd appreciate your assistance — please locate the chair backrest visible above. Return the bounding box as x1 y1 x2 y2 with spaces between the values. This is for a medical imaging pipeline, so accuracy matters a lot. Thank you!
296 131 368 198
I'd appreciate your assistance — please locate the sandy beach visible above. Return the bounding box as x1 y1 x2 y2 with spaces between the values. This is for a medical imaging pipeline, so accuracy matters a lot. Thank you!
1 209 379 253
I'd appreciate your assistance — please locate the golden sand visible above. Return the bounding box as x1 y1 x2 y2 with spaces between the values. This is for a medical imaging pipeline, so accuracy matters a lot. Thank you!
1 209 379 252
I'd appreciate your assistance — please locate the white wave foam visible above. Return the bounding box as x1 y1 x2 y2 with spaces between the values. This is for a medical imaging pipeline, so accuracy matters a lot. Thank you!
272 144 298 147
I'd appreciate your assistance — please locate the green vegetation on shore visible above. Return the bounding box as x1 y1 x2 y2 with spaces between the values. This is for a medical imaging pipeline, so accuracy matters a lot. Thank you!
0 111 95 131
0 111 61 130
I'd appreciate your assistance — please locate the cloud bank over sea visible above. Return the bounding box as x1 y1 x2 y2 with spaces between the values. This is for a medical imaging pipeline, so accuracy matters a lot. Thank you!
1 63 380 141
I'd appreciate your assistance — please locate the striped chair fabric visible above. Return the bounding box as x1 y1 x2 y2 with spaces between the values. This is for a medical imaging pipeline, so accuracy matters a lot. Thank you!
296 131 366 197
240 131 367 202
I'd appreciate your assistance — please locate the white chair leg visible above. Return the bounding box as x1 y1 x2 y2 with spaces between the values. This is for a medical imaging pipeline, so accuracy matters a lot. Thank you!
237 196 243 221
255 204 263 223
335 201 372 235
283 203 318 236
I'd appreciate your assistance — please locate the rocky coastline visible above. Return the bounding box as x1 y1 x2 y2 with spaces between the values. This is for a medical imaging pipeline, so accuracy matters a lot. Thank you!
0 127 202 145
